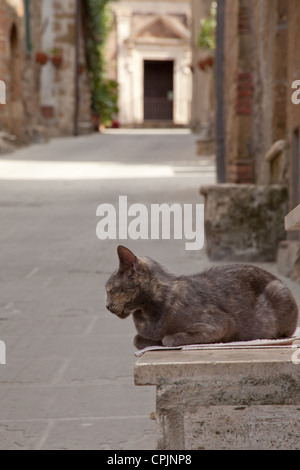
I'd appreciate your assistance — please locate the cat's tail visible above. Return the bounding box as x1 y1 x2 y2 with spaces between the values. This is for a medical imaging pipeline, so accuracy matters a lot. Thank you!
265 280 299 338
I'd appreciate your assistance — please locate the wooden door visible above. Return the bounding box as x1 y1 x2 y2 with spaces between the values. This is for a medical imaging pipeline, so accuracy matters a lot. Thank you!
143 60 174 121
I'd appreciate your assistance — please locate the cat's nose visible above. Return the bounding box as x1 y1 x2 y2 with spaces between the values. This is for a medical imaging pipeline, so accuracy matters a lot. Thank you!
106 302 116 313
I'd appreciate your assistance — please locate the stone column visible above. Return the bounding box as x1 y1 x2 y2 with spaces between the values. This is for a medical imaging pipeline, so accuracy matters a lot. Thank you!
115 7 132 125
40 0 56 121
227 0 254 184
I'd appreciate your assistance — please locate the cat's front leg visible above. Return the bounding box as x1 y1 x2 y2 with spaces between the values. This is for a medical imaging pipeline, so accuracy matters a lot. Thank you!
163 319 230 347
163 331 215 347
134 334 162 349
162 333 193 347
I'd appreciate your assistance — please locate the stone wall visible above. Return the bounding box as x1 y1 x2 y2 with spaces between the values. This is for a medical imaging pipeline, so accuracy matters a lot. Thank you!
286 0 300 220
0 0 42 146
190 0 214 135
220 0 300 271
223 0 292 186
200 184 288 262
0 0 92 147
224 0 253 184
39 0 91 137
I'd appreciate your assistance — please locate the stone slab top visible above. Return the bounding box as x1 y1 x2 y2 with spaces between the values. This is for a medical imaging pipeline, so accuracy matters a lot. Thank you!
134 347 298 385
285 203 300 231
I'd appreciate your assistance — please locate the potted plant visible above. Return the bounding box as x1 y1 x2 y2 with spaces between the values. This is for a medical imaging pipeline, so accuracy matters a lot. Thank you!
35 51 48 65
51 48 63 67
197 2 216 71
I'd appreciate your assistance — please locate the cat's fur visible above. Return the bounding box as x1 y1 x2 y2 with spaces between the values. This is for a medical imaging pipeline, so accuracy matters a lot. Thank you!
105 246 299 349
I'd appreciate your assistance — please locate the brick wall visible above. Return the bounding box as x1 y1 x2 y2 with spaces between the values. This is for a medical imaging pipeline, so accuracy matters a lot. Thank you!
224 0 254 184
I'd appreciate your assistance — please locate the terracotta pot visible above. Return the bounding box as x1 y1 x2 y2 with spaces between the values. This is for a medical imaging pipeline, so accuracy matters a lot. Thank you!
206 55 214 68
51 55 62 67
35 52 48 65
198 55 214 71
198 59 207 71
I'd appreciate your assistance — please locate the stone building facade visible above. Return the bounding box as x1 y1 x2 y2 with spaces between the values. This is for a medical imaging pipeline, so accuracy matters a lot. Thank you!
0 0 42 146
190 0 214 136
0 0 91 149
108 0 192 127
209 0 300 277
222 0 300 201
39 0 91 137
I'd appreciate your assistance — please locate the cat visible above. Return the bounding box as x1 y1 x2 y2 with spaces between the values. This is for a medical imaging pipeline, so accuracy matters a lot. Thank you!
105 246 299 349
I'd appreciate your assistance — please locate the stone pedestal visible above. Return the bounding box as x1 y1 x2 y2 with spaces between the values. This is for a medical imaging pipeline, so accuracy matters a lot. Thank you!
135 348 300 450
200 184 288 261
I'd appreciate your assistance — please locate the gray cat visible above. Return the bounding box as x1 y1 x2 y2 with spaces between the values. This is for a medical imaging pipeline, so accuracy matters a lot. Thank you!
105 246 299 349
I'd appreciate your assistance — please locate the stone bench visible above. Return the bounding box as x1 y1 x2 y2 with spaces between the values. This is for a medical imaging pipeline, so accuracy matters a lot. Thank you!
134 348 300 449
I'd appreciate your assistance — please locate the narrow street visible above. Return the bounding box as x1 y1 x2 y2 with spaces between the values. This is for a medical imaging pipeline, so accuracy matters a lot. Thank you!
1 0 299 452
0 130 216 450
0 130 299 450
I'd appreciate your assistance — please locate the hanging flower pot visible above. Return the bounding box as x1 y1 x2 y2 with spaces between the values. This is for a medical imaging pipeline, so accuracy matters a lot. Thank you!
35 52 48 65
197 54 214 71
206 55 214 68
198 59 206 71
51 54 63 67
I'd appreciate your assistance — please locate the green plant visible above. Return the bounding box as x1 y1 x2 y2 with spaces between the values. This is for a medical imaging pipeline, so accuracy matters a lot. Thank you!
197 1 217 51
82 0 119 127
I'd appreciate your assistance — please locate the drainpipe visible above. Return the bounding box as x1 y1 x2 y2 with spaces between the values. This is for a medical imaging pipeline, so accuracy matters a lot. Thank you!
24 0 32 55
74 0 81 136
215 0 226 183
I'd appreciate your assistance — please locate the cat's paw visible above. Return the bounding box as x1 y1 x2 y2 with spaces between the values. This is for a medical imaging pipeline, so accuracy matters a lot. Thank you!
162 334 186 347
134 334 162 349
162 335 174 347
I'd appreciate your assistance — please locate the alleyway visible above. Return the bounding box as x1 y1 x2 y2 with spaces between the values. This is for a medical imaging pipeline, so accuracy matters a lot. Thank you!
0 130 216 450
0 130 299 450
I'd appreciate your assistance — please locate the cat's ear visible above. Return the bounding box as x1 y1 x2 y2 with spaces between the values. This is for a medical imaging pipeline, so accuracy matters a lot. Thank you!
117 246 138 273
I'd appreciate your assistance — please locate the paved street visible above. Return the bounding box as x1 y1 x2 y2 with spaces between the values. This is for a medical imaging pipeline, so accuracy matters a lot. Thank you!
0 130 299 450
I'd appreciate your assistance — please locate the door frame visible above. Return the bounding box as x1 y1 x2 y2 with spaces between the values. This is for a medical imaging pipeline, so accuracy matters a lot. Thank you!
122 45 191 126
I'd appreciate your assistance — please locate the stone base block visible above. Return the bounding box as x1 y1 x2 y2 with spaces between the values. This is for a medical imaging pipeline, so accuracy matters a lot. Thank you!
135 348 300 450
200 184 288 261
185 405 300 450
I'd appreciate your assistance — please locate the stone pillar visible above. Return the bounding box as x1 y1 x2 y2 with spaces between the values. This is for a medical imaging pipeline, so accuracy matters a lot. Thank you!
227 0 254 184
135 348 300 450
40 0 56 122
115 7 132 125
174 49 192 126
